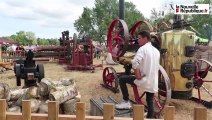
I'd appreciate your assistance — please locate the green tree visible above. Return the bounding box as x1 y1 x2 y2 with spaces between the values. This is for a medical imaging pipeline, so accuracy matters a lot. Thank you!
37 38 50 45
125 2 144 27
8 31 37 45
48 38 59 45
26 32 37 45
8 31 59 45
74 0 144 44
16 31 26 45
9 34 17 41
192 0 212 41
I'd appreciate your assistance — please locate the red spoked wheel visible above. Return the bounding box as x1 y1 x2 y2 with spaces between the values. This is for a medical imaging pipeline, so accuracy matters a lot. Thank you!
102 67 119 93
192 59 212 105
157 22 170 32
107 19 129 60
132 65 171 115
129 20 154 46
130 20 153 35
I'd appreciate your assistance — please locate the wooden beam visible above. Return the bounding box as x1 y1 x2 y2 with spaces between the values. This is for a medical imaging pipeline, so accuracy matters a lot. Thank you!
48 101 59 120
164 106 175 120
194 107 207 120
22 100 31 120
103 103 114 120
6 113 104 120
133 105 144 120
76 102 86 120
5 112 164 120
0 99 6 120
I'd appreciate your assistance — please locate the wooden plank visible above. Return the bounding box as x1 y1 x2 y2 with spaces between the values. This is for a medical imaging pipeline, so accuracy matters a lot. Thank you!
194 107 207 120
22 100 31 120
6 113 103 120
48 101 59 120
76 102 86 120
103 103 114 120
0 99 6 120
133 105 144 120
164 106 175 120
5 112 164 120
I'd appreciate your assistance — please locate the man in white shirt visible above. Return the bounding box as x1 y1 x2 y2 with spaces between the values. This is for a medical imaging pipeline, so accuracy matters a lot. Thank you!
115 31 160 118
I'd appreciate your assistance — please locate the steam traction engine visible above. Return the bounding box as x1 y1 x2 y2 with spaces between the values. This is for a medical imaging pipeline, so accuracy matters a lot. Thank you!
102 15 212 115
14 50 44 87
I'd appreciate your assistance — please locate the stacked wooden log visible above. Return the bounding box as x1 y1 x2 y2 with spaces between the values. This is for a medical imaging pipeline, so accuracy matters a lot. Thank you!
0 67 6 73
0 62 13 71
0 78 80 114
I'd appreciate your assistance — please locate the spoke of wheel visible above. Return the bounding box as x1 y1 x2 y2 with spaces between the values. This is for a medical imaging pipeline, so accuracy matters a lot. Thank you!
112 42 118 49
138 92 146 100
154 96 162 110
117 39 120 49
106 68 109 75
201 85 212 97
109 81 113 87
203 80 212 82
198 88 201 101
107 73 113 80
116 49 122 56
158 89 167 93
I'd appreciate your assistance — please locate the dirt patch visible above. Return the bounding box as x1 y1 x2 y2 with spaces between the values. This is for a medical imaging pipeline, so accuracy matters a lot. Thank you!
0 59 211 119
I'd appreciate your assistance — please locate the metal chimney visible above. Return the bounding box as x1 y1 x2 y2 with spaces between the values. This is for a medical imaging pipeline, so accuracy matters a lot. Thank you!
119 0 125 20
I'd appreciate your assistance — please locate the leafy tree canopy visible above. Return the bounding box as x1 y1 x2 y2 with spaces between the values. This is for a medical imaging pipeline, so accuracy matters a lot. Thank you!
74 0 144 44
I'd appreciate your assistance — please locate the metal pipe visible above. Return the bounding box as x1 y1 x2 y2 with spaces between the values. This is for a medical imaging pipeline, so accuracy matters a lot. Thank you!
119 0 125 20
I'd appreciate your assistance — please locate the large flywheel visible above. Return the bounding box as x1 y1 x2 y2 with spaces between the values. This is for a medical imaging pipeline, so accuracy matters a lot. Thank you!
130 20 161 50
130 20 153 35
107 19 130 60
132 65 171 115
155 65 172 114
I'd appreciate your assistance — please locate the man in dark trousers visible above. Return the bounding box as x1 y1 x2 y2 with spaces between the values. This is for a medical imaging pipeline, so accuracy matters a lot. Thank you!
115 31 160 118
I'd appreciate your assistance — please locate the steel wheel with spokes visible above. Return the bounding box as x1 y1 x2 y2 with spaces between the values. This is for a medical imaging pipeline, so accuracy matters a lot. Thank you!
102 67 119 93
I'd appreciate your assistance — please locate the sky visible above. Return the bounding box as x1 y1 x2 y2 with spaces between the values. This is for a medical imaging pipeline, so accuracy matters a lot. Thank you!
0 0 197 39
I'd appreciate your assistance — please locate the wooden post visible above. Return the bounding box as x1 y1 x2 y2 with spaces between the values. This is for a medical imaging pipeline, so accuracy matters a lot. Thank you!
0 99 6 120
22 100 31 120
133 105 144 120
164 106 175 120
48 101 59 120
103 103 114 120
0 44 2 62
194 107 207 120
76 102 86 120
